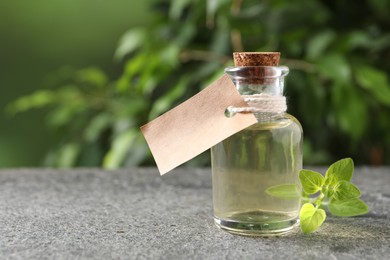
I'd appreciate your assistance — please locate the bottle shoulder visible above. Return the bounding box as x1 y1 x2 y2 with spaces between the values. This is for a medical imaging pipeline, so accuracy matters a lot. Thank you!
284 113 303 131
250 112 303 133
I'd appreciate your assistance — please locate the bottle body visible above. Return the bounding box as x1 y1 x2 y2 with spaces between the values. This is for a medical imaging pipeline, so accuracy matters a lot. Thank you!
211 113 302 235
211 66 303 236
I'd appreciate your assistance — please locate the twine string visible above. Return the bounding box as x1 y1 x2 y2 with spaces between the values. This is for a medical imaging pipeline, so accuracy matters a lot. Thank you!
226 94 287 117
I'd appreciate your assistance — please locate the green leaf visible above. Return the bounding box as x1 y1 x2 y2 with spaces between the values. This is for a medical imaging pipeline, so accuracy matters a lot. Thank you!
330 83 367 141
114 28 146 60
332 180 361 201
47 106 81 128
83 113 112 143
317 53 351 83
299 170 325 194
56 143 80 168
159 45 180 68
328 198 369 217
324 174 338 188
6 90 56 115
300 203 326 234
103 130 137 169
325 158 354 185
306 30 336 60
265 184 300 199
170 0 192 20
148 76 189 119
355 65 390 106
76 67 108 88
206 0 230 27
344 31 371 50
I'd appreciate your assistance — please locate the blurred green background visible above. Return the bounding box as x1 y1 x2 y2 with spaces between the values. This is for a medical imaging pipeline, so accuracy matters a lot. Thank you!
1 0 390 168
0 0 150 167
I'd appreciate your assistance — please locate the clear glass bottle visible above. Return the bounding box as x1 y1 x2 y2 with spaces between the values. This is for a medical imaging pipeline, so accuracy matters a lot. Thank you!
211 66 303 236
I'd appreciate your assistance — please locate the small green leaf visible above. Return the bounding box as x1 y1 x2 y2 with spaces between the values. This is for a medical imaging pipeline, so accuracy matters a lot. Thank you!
324 174 338 187
328 198 369 217
332 180 361 201
300 203 327 234
265 184 300 199
299 170 325 194
325 158 354 185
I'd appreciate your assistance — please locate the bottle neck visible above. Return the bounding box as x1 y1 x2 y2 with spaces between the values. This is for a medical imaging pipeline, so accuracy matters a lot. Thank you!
224 66 289 122
224 66 288 96
235 82 284 96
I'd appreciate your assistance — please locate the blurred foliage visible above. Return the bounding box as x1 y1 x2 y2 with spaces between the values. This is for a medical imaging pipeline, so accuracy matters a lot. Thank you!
0 0 151 167
7 0 390 167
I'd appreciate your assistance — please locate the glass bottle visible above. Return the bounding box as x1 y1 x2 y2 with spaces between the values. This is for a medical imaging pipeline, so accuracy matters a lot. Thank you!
211 66 303 236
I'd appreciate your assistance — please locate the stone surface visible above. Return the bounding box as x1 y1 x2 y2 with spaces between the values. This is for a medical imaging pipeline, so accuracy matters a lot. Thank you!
0 167 389 259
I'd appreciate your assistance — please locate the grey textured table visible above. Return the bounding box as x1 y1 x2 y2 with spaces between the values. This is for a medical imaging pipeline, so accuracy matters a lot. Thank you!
0 167 389 259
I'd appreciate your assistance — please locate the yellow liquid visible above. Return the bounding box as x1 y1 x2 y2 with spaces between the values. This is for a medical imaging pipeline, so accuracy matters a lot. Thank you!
211 114 302 236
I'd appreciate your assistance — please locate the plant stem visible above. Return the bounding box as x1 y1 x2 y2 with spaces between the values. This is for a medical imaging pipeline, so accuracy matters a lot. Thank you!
281 58 317 73
315 192 325 208
179 50 231 64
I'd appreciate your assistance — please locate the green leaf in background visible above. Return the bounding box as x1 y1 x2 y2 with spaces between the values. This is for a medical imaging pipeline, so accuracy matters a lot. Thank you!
76 67 108 88
330 83 367 141
344 31 371 51
317 53 351 83
159 44 180 68
325 158 354 184
56 142 80 168
47 106 81 128
355 66 390 107
299 203 326 234
148 76 189 119
306 30 336 60
332 180 361 201
6 90 56 115
83 113 112 143
103 130 139 169
206 0 230 27
265 184 300 199
114 28 146 61
299 169 325 194
169 0 192 20
328 198 369 217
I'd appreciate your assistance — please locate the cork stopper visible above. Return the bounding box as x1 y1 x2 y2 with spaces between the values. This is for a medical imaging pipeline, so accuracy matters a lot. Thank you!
233 52 280 67
231 52 281 85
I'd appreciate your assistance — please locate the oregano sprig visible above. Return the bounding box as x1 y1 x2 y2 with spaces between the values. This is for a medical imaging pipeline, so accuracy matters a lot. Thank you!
299 158 369 234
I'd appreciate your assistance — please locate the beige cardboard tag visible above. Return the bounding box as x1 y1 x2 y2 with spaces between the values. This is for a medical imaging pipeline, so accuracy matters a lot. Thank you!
140 74 257 175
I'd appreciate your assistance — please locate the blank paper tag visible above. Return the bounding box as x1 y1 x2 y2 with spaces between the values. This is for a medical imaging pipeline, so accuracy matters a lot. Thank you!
140 74 257 175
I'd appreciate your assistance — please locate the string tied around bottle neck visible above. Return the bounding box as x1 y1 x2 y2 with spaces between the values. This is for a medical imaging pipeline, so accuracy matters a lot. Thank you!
226 94 287 117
